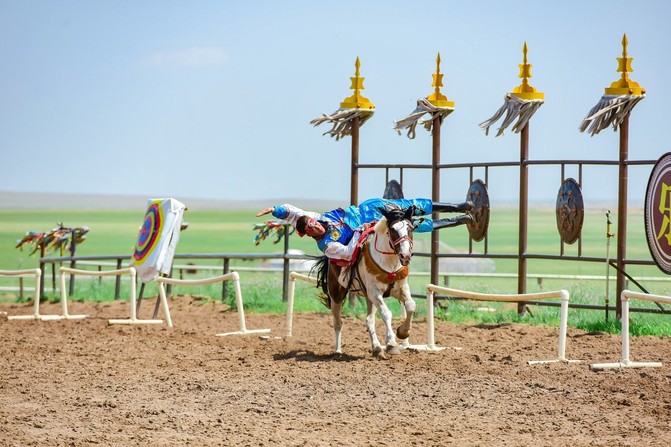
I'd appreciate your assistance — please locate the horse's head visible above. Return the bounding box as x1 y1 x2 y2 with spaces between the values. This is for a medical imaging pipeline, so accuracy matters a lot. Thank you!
375 205 415 266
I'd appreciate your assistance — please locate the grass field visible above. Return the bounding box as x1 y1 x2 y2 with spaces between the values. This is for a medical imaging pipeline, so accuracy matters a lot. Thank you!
2 205 671 334
1 205 660 276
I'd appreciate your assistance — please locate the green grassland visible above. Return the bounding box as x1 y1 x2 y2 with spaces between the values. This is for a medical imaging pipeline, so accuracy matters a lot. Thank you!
0 206 666 290
2 206 671 335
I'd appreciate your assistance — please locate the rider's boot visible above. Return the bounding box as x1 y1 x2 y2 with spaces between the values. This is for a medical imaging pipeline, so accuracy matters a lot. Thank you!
432 201 474 213
433 215 472 230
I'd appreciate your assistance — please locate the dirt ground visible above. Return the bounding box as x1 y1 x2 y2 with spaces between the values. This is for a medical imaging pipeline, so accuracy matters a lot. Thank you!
1 298 670 447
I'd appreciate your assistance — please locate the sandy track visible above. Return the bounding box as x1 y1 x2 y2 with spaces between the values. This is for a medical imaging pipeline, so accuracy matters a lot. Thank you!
1 299 670 446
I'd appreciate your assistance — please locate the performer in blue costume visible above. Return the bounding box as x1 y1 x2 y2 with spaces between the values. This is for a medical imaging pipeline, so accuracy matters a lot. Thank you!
256 198 471 262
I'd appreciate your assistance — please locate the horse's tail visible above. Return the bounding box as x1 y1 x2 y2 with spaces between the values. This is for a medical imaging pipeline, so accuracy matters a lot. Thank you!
346 238 367 292
310 255 331 309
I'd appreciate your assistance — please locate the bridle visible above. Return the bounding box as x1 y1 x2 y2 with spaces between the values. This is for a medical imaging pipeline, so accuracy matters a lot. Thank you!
373 218 414 255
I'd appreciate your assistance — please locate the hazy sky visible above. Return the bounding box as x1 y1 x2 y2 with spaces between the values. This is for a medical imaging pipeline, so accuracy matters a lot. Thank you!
1 1 669 207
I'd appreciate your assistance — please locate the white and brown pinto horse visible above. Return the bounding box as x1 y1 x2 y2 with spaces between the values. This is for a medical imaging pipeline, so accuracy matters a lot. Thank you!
314 205 416 356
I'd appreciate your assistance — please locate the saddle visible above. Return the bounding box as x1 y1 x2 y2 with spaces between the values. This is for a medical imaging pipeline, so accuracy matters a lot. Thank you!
329 224 376 268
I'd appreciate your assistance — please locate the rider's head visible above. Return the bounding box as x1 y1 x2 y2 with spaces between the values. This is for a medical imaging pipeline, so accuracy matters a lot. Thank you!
296 216 326 238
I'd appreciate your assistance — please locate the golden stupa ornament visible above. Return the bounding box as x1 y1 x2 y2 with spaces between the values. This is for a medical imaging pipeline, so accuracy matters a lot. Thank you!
392 52 455 139
339 57 375 110
426 53 455 108
310 57 375 140
578 34 646 136
512 42 544 100
479 41 544 136
604 34 645 96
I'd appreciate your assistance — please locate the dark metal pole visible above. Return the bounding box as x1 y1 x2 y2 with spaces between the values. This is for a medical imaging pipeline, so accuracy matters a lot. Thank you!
39 245 45 301
222 258 230 302
346 116 362 306
68 229 76 296
51 258 56 299
351 116 360 206
518 123 529 314
616 115 630 319
114 258 122 300
431 116 441 287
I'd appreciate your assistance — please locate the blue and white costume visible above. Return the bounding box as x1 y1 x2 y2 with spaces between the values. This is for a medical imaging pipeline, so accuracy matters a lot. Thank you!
271 198 434 261
343 198 434 233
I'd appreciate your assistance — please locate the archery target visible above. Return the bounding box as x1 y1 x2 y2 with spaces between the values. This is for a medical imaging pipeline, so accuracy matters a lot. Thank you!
133 201 163 263
132 198 186 283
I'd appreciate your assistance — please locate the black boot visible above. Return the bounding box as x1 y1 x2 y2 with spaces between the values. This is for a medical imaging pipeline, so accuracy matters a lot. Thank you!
433 214 472 230
433 201 473 213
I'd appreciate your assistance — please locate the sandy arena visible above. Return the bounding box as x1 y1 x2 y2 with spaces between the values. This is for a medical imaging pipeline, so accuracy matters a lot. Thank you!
1 298 670 446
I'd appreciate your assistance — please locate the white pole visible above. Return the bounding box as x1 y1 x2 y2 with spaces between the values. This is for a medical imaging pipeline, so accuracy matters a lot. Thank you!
215 271 270 336
590 290 664 370
232 272 247 332
3 269 43 320
60 270 69 317
427 285 572 362
557 290 569 361
157 282 173 328
286 275 296 337
621 294 630 365
32 269 41 318
426 289 435 350
129 269 137 322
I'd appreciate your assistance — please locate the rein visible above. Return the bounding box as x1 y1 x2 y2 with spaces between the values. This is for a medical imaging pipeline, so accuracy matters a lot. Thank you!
373 220 414 256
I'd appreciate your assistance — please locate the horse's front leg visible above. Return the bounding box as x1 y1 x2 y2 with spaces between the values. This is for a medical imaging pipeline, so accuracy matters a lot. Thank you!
370 292 400 355
365 298 383 356
395 282 415 343
331 298 344 354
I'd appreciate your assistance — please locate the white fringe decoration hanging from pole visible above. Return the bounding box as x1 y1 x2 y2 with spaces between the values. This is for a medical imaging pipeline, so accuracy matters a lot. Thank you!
310 108 374 141
479 93 544 137
393 98 454 139
579 94 645 136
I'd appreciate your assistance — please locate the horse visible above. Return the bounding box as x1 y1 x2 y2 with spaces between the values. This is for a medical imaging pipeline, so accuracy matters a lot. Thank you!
313 204 416 357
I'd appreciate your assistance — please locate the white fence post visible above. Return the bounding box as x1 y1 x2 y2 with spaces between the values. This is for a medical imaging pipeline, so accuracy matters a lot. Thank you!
424 285 579 364
1 269 42 320
590 290 667 370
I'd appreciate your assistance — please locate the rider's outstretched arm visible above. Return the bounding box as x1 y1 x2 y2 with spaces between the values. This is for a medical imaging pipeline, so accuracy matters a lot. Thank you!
256 204 322 227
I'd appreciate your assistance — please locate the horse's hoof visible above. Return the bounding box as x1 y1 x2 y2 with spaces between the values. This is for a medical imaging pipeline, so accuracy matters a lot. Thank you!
372 346 383 357
396 327 409 340
386 345 401 355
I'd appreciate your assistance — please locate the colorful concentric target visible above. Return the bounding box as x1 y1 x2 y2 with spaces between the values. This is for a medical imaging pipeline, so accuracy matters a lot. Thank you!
133 201 164 264
645 153 671 274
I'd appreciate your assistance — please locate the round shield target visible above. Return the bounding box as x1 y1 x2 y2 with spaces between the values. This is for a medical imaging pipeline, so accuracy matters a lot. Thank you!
555 178 584 245
466 179 490 242
644 152 671 274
